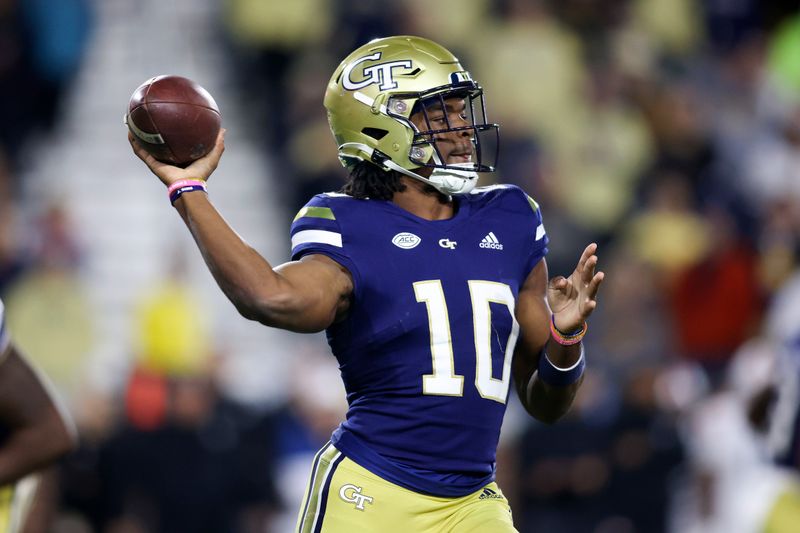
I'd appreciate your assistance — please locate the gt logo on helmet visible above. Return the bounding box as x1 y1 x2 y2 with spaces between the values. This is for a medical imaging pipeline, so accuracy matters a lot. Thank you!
342 52 413 91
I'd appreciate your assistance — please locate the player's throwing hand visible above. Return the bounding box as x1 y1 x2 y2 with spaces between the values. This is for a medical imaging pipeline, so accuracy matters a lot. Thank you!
128 129 226 188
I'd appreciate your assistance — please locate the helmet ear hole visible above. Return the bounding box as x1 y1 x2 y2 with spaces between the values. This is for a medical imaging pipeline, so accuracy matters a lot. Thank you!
361 127 389 140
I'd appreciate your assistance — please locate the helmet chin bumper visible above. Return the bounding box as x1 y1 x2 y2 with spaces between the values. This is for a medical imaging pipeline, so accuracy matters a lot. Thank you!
383 159 479 195
427 165 479 195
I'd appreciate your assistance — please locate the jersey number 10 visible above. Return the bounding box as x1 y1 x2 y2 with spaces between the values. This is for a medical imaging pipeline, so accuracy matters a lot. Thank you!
414 280 519 404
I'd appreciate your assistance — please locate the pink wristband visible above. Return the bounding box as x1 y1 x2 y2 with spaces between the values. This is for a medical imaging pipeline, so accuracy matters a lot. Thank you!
550 315 587 346
167 179 206 196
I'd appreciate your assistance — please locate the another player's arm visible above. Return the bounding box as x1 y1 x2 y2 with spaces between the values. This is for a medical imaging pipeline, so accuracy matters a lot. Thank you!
128 131 353 333
512 244 604 424
0 344 77 486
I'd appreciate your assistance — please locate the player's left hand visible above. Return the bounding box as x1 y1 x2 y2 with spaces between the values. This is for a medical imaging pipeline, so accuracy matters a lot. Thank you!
128 128 225 187
548 243 604 332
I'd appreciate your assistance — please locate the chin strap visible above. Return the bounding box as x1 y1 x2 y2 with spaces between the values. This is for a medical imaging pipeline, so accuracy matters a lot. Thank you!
339 142 481 195
382 159 478 195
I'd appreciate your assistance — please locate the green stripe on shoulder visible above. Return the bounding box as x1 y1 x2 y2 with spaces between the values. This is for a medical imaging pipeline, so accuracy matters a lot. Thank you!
526 195 540 212
293 206 336 222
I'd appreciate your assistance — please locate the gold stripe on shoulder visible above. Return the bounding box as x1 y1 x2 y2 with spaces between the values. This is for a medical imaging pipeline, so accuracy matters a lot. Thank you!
526 195 540 212
293 206 336 222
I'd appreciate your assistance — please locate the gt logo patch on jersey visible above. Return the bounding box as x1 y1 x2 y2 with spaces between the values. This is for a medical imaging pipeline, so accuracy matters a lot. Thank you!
438 238 457 250
339 484 374 511
342 52 414 91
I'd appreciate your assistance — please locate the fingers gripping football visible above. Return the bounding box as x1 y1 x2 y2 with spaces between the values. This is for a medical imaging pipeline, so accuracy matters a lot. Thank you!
129 129 225 187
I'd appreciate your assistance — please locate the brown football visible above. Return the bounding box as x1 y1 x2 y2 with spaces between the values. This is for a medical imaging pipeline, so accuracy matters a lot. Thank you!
126 75 221 166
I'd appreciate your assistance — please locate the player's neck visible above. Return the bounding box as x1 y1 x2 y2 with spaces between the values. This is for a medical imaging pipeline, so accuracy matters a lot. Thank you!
393 178 455 221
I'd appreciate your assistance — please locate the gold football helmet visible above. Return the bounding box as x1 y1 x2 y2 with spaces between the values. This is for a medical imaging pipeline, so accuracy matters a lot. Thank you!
324 35 499 194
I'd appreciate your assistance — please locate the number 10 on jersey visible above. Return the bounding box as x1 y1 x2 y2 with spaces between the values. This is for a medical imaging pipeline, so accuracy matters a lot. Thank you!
413 280 519 403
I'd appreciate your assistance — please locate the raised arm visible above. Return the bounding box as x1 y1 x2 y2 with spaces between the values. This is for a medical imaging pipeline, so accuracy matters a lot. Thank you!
129 131 353 333
512 244 604 423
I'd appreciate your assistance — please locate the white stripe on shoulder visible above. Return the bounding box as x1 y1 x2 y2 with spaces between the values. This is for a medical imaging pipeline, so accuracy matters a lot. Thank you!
535 223 546 241
291 229 343 249
470 184 508 194
322 192 351 198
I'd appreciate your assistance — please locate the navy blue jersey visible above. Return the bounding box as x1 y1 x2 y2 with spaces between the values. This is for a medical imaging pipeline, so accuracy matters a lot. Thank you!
290 185 548 497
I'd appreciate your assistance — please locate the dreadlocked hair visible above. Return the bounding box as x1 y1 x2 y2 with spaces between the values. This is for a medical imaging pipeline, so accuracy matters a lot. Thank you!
340 160 450 203
341 161 406 200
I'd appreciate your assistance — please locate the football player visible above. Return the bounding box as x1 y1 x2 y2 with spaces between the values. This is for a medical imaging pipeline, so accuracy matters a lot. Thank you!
0 299 76 531
129 35 604 532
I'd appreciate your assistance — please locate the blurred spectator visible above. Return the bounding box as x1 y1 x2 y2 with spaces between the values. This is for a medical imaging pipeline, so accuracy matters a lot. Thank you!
743 103 800 211
755 197 799 293
222 0 335 149
667 201 764 377
545 61 654 237
515 365 683 533
638 80 722 209
0 0 92 169
742 101 800 293
669 339 800 533
281 51 349 211
766 13 800 101
622 172 712 277
627 0 703 57
764 272 800 472
331 0 406 57
58 277 278 532
589 246 670 373
0 151 28 295
470 0 586 146
3 203 93 402
702 0 763 56
18 0 93 129
266 347 347 532
401 0 492 52
91 370 277 533
134 278 211 379
285 116 348 213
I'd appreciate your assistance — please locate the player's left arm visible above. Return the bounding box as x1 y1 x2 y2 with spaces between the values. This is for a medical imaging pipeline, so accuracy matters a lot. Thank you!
512 244 604 424
0 344 77 485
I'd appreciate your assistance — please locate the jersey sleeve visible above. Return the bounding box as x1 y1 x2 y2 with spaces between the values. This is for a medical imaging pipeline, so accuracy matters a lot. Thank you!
521 190 549 275
290 195 360 286
0 299 9 354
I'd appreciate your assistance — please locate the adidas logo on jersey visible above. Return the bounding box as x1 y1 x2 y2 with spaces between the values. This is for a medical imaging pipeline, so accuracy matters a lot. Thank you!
479 232 503 250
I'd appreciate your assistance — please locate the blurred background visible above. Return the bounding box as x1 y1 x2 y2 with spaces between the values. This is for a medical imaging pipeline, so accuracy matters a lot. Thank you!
2 0 800 531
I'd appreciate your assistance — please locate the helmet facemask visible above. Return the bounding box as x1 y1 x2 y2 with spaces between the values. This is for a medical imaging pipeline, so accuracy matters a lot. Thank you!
384 81 499 195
